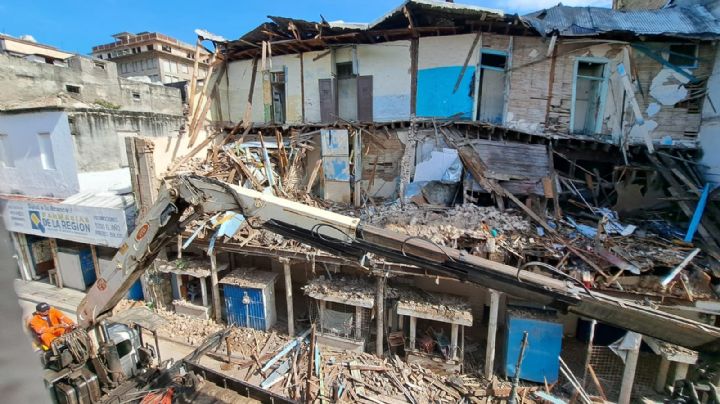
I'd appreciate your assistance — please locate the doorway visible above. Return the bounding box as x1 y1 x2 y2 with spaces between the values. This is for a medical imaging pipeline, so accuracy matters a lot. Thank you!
476 50 508 124
571 59 608 135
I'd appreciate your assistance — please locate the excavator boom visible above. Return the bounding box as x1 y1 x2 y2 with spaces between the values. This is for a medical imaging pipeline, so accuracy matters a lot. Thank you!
78 175 720 353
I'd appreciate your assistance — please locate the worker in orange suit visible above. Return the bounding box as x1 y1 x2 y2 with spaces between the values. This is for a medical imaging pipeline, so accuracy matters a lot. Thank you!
28 302 76 348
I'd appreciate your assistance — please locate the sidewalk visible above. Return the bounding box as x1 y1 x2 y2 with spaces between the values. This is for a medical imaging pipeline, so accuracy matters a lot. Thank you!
14 279 85 319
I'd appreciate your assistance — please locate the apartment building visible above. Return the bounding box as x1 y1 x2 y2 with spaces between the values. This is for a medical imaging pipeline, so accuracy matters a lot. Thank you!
91 32 210 84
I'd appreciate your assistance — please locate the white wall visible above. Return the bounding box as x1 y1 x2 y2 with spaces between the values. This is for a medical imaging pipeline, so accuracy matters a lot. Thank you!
302 50 333 123
418 34 477 69
271 53 303 123
0 111 79 198
226 59 264 123
358 41 412 121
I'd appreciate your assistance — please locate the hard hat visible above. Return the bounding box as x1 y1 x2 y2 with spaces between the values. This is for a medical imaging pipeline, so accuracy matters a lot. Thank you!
36 302 50 313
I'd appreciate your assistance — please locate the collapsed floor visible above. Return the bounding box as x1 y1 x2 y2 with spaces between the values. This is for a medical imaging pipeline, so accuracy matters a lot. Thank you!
132 121 720 402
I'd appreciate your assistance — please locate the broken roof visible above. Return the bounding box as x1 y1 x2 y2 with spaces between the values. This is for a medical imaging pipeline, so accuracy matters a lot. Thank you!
224 1 719 60
522 4 720 38
369 0 505 30
219 268 279 288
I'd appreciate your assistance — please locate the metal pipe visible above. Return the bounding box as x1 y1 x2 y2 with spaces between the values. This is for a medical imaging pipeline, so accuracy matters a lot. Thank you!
508 331 529 404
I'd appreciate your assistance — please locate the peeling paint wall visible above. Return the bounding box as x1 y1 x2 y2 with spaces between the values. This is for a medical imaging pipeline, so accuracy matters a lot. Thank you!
543 41 713 146
221 33 713 149
0 111 79 198
70 110 183 172
503 36 550 133
417 34 478 119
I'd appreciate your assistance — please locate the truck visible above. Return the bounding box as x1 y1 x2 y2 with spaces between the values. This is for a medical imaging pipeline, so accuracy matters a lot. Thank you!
44 174 720 403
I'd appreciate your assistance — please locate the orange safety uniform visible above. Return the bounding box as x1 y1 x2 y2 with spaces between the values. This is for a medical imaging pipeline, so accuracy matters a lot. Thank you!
28 307 75 348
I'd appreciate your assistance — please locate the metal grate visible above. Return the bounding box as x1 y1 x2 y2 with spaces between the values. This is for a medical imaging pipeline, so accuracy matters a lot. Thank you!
308 298 371 341
580 346 660 401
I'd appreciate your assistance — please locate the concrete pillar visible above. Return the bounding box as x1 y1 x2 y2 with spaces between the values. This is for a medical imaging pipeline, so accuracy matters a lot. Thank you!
200 277 209 307
656 357 671 393
280 258 294 336
355 306 363 339
618 333 642 404
398 314 404 331
375 276 385 357
409 316 417 351
485 289 501 379
450 323 459 361
209 253 221 322
672 362 690 384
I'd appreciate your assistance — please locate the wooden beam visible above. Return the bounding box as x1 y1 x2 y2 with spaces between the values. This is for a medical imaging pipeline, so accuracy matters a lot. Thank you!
409 38 419 115
453 30 482 94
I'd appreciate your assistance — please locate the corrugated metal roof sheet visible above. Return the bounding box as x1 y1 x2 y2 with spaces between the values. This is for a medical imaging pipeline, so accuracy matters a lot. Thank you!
61 191 134 210
370 0 505 30
522 5 720 38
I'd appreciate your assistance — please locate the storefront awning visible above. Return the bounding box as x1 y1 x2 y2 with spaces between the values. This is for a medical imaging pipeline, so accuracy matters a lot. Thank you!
1 191 134 248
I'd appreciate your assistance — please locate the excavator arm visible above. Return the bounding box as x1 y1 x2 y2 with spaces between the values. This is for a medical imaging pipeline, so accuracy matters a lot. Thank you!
78 175 720 353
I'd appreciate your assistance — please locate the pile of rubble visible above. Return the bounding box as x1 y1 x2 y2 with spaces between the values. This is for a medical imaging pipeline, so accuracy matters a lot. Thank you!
198 326 539 403
155 306 223 346
365 203 531 247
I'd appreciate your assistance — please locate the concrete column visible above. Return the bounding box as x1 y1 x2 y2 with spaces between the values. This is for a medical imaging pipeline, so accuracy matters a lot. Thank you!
209 253 221 322
375 276 385 357
280 258 294 336
656 357 671 393
200 277 209 307
672 362 690 384
450 323 459 361
398 314 404 331
409 316 417 351
618 333 642 404
485 289 501 379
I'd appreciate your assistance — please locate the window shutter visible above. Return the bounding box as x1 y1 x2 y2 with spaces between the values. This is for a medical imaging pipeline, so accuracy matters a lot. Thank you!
357 75 373 122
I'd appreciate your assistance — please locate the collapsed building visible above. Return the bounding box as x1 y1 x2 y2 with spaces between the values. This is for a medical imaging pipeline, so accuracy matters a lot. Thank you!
116 0 720 402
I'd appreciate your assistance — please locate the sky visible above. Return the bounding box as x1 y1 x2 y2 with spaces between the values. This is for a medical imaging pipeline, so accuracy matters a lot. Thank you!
0 0 611 54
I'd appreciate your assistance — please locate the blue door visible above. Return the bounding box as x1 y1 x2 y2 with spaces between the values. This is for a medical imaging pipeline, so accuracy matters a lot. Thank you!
505 316 563 383
127 280 144 300
79 248 97 287
224 285 266 330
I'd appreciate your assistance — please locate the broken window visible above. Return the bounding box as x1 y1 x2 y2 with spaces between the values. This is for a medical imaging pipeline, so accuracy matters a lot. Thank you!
65 84 81 94
571 59 607 135
147 45 153 51
668 44 698 68
476 50 508 124
336 62 355 79
270 70 286 123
